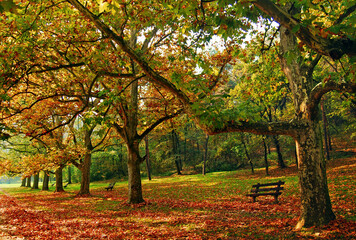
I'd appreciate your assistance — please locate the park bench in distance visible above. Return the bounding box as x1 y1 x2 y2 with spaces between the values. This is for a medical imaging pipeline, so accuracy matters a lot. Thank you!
246 180 285 203
105 182 116 191
51 182 70 187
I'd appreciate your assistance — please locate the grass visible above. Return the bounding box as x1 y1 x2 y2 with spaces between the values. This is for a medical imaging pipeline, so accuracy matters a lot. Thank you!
0 155 355 239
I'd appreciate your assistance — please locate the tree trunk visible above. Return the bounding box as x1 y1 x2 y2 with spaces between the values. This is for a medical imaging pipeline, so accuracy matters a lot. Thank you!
295 124 335 229
77 128 94 196
280 13 335 228
263 136 269 176
172 131 182 175
20 178 26 187
321 98 330 161
113 76 145 204
32 173 39 189
272 135 287 168
241 134 254 174
294 147 298 168
77 152 91 195
145 135 152 180
42 171 49 191
68 165 72 184
127 141 144 204
55 166 65 192
26 176 31 188
202 134 209 175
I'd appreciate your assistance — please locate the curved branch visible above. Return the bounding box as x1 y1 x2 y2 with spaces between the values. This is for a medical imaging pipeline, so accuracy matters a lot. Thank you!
308 80 356 117
200 119 305 138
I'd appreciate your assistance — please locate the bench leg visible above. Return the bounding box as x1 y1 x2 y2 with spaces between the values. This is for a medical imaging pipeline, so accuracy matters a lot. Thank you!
252 196 256 202
274 195 278 203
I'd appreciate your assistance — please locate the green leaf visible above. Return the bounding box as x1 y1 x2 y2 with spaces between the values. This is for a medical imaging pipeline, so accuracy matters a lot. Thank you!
291 24 301 33
0 0 18 13
327 25 342 34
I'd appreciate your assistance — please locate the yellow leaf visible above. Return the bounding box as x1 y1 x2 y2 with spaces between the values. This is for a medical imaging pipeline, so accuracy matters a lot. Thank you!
98 0 109 13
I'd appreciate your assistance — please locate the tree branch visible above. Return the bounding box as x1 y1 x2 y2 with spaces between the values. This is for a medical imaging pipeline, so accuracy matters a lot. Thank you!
66 0 192 107
92 127 112 150
200 119 305 138
139 109 184 140
308 80 356 118
334 4 356 25
307 54 322 78
252 0 356 59
31 62 86 74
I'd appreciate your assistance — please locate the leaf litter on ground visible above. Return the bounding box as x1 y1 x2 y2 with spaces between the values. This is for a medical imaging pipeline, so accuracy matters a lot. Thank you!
0 150 355 239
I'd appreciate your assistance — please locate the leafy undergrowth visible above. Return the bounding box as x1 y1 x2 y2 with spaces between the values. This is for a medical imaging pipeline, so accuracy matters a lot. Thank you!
0 155 355 239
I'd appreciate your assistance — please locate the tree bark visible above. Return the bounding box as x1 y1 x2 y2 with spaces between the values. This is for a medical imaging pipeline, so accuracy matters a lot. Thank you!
321 98 331 161
263 136 269 176
272 135 287 168
294 147 298 168
78 152 91 195
279 17 335 228
67 165 72 184
77 128 93 196
42 171 49 191
32 173 39 189
202 134 209 175
26 176 31 188
145 135 152 181
172 131 182 175
295 124 335 229
127 141 144 204
55 166 65 192
241 134 254 174
20 178 26 187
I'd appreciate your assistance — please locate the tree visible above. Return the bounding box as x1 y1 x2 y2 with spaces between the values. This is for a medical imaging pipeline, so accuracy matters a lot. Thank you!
32 173 39 189
1 0 354 228
26 176 31 187
68 116 112 196
42 171 50 191
64 0 355 228
110 74 183 203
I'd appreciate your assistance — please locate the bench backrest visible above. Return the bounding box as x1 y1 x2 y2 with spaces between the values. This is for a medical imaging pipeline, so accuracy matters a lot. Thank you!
251 181 285 193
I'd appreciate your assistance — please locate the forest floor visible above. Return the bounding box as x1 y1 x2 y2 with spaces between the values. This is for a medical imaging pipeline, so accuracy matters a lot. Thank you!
0 146 355 239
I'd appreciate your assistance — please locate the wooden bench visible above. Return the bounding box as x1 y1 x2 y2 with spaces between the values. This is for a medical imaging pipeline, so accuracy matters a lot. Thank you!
246 180 285 203
105 182 116 191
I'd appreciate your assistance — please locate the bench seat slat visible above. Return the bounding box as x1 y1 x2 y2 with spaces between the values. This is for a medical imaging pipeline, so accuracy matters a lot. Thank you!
252 181 285 188
251 187 284 193
247 192 282 197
